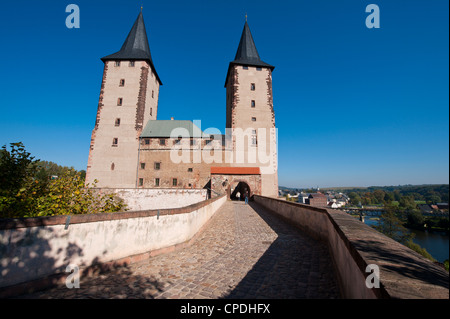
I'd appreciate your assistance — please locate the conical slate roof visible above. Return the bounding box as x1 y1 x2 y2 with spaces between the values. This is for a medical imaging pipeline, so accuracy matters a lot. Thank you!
102 12 162 85
225 21 274 87
232 22 274 69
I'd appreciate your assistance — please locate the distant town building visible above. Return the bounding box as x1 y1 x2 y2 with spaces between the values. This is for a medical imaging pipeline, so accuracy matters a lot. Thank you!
306 193 328 207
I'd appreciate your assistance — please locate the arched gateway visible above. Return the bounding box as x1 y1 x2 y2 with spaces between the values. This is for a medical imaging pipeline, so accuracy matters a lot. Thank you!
210 167 261 200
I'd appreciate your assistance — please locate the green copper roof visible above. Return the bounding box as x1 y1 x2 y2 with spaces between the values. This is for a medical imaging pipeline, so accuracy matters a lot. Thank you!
141 120 210 138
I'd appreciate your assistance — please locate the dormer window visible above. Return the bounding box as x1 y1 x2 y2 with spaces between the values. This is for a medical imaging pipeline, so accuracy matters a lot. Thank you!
115 61 121 67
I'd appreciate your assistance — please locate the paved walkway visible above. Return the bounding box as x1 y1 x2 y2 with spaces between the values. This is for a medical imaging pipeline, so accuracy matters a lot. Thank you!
22 201 340 299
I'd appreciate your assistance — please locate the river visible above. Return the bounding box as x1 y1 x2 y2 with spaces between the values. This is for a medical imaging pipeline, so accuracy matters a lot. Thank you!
363 217 449 263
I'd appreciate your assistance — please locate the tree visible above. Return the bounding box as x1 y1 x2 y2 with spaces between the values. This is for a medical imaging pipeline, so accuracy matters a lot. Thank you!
399 195 416 210
0 143 127 218
348 192 361 206
375 204 413 245
0 142 44 218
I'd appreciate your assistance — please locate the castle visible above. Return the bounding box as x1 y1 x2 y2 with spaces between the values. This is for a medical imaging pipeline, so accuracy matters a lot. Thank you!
86 11 278 199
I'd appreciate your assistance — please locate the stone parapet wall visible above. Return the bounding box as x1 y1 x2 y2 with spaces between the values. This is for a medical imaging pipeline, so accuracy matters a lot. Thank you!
0 195 227 294
253 195 449 299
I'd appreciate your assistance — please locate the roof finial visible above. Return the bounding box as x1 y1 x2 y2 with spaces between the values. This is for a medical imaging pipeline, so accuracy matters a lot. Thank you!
141 4 143 12
245 13 248 22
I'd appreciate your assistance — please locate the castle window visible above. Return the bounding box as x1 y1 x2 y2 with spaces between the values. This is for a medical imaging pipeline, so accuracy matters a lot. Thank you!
119 79 125 87
140 163 146 170
144 139 150 145
188 168 193 173
152 90 154 98
111 163 115 171
138 178 144 187
112 138 118 146
251 117 257 122
243 66 248 70
129 61 135 67
117 98 123 106
155 178 160 187
172 178 178 187
154 162 161 170
256 67 262 71
115 118 121 127
115 61 121 67
251 100 256 108
160 139 166 146
251 83 256 91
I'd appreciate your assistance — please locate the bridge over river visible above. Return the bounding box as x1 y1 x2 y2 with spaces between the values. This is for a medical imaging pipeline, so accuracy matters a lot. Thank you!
1 195 448 299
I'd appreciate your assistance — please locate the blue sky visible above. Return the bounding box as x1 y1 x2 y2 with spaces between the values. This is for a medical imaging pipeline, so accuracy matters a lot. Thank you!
0 0 448 188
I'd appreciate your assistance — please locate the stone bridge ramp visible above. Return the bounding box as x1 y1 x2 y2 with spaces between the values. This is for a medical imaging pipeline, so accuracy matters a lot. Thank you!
22 201 340 299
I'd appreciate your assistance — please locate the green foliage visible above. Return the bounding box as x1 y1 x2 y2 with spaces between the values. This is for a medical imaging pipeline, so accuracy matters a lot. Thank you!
375 205 414 245
405 240 436 262
0 142 127 219
444 260 449 272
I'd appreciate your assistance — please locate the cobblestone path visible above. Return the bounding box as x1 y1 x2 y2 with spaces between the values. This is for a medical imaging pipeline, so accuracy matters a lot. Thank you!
22 201 340 299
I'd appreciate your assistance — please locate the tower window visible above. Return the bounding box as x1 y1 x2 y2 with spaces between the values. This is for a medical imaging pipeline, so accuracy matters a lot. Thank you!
160 139 166 146
117 98 123 106
172 178 178 187
188 168 193 172
154 162 161 170
251 83 256 91
252 117 257 122
119 79 125 87
155 178 160 187
115 61 121 67
115 118 121 127
152 90 154 98
138 178 144 187
140 163 146 170
129 61 135 67
111 163 115 171
243 66 249 70
112 138 118 146
251 100 256 108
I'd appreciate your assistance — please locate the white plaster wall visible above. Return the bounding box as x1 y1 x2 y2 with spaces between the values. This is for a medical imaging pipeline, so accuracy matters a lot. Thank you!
109 188 209 211
0 196 226 288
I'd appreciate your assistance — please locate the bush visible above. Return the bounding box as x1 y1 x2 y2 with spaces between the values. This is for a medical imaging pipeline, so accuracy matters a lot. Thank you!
0 142 127 218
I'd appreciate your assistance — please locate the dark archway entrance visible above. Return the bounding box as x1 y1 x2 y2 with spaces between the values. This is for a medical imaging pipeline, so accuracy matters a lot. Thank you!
230 181 251 201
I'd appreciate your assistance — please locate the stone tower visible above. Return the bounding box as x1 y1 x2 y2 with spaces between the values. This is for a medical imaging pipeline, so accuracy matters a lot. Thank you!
86 12 162 188
225 21 278 197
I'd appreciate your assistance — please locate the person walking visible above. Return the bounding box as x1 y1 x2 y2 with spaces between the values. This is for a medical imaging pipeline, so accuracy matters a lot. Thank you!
244 190 249 204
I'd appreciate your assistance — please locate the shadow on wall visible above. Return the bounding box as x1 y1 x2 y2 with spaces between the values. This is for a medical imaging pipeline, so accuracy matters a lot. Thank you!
0 226 166 299
222 202 341 299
